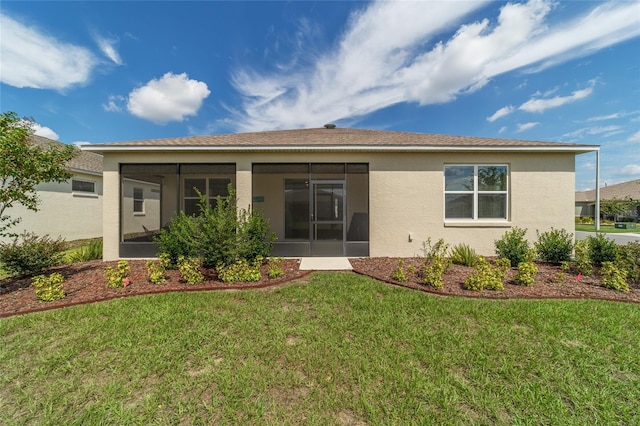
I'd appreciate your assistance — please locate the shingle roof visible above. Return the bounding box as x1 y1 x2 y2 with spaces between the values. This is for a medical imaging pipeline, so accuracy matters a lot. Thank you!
575 179 640 202
82 127 597 153
29 135 103 174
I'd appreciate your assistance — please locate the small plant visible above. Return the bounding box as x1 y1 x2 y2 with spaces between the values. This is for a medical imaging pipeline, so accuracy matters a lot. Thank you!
31 273 65 302
422 238 449 263
463 256 505 291
599 261 629 292
104 260 130 288
553 272 567 284
560 261 570 272
423 257 450 289
67 239 103 263
0 232 67 276
146 253 170 284
421 238 450 289
616 242 640 284
217 257 262 283
267 257 284 279
494 227 530 267
514 250 538 286
391 259 408 282
407 264 416 274
574 239 593 276
535 228 574 264
587 233 618 265
450 243 478 267
178 256 203 285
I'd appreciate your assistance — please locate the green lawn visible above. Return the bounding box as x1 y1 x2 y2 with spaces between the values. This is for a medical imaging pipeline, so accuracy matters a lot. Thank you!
576 224 638 233
1 273 639 424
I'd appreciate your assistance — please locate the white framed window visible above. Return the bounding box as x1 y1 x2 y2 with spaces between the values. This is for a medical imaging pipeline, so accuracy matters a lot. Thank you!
133 187 144 214
444 165 508 220
72 179 96 194
183 177 231 216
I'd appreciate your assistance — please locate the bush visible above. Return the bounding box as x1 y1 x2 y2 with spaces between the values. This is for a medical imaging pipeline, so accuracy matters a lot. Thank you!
155 186 276 269
31 273 65 302
616 242 640 284
495 227 530 267
178 256 203 285
147 254 170 284
574 239 593 276
535 228 574 264
463 257 506 291
268 257 284 279
586 233 618 265
155 212 199 268
422 238 449 263
391 259 408 282
67 239 103 263
0 232 67 276
450 243 478 267
600 261 629 292
423 257 450 289
515 257 538 286
217 257 262 283
104 260 130 288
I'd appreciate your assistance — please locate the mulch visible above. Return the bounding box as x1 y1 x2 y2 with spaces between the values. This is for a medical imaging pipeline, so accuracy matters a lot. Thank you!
1 257 638 318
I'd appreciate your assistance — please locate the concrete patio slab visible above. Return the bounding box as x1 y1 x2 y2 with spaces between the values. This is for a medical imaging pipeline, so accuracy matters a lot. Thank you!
299 257 353 271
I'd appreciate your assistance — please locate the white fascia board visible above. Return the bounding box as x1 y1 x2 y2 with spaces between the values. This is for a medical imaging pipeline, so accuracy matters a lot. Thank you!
68 167 103 177
83 144 600 154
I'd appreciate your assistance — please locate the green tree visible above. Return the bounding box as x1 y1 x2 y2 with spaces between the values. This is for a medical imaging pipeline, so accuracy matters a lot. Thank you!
600 197 637 220
0 112 78 237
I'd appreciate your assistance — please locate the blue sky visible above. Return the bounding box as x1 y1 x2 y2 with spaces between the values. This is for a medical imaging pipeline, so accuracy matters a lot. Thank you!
1 1 639 191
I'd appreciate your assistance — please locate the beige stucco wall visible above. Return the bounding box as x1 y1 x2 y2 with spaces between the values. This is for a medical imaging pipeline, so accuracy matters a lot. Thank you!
1 171 103 243
100 150 575 260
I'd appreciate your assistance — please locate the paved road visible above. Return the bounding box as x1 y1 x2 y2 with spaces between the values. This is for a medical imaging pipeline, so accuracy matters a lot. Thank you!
575 231 640 245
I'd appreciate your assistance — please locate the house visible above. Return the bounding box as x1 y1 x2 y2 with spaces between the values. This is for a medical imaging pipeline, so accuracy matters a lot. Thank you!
81 126 598 261
575 178 640 220
0 135 104 243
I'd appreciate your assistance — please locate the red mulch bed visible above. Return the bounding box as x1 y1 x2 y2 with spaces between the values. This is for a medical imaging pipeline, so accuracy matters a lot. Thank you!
1 257 638 318
350 257 640 304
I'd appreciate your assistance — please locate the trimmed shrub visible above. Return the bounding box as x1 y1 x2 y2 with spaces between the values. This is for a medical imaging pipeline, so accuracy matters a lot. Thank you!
586 233 618 265
616 242 640 284
600 261 629 292
155 211 199 268
32 273 65 302
423 257 450 289
495 227 530 267
217 257 262 283
268 257 284 279
146 254 170 284
463 257 506 291
450 243 478 267
391 259 408 282
104 260 130 288
178 256 203 285
0 232 67 276
535 228 574 264
574 239 593 276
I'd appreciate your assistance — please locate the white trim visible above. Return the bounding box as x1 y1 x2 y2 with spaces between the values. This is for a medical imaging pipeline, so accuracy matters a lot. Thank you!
83 144 599 154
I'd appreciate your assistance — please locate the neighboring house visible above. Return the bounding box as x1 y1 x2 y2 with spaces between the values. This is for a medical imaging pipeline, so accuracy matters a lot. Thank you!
575 178 640 219
0 135 104 243
82 126 598 261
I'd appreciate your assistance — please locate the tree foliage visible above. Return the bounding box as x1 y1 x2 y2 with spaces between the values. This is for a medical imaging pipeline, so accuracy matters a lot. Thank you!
0 111 78 237
599 196 638 220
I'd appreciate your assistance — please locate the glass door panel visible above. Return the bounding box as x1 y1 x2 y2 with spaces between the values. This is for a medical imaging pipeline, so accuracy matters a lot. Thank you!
312 181 345 255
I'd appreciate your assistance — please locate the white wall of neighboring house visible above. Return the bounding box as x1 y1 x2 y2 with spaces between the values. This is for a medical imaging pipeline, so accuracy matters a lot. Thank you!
1 171 103 243
121 178 162 238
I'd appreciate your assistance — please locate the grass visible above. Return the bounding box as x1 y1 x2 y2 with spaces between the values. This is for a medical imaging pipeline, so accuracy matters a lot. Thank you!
1 273 639 424
576 224 638 233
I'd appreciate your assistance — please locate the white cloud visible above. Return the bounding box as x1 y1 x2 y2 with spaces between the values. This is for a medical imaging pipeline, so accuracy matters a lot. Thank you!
229 0 640 131
94 34 122 65
103 95 126 112
620 164 640 176
519 84 594 113
127 72 211 124
628 131 640 142
487 105 515 122
516 122 539 132
0 14 97 90
586 113 620 122
498 126 507 134
31 123 59 140
587 125 621 135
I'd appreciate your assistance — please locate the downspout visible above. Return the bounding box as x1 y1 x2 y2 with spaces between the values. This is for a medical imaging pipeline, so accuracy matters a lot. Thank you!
595 149 600 231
